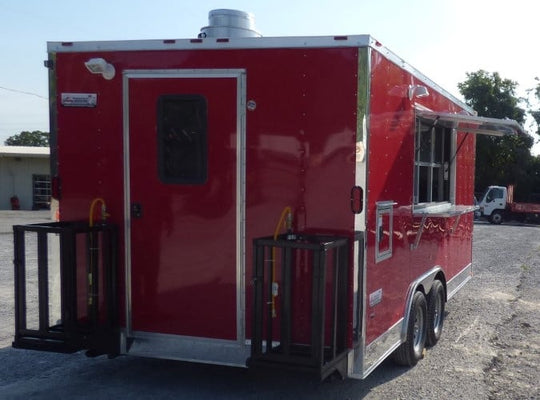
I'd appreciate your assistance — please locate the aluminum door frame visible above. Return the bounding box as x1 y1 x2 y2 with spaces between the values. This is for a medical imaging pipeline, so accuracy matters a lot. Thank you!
121 69 247 364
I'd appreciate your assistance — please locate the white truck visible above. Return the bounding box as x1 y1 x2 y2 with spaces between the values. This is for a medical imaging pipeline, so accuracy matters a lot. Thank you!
478 185 540 224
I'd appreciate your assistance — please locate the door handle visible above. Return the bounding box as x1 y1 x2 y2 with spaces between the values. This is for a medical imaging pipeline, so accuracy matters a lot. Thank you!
131 203 142 218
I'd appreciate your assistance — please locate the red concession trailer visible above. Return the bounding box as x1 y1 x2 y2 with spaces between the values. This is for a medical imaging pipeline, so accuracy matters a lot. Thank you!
13 10 524 380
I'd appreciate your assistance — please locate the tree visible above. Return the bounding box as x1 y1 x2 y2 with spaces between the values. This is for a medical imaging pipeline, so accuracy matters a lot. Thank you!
458 71 535 200
526 77 540 137
526 78 540 196
4 130 49 147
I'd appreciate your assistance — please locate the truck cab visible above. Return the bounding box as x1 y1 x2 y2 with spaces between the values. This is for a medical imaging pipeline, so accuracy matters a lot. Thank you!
478 186 507 224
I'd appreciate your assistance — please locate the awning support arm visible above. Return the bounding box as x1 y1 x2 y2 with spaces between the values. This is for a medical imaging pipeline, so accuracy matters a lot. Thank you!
449 132 470 166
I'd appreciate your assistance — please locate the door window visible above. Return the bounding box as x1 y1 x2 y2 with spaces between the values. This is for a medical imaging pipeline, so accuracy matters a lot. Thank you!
157 95 208 184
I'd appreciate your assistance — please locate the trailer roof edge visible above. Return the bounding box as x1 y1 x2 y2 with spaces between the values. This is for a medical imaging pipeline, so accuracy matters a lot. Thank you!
46 34 474 114
47 35 373 52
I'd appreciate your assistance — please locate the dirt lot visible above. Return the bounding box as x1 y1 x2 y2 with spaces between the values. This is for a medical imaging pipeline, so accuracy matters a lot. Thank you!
0 211 539 399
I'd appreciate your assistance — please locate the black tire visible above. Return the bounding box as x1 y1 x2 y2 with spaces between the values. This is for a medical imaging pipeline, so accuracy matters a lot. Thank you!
490 210 503 224
393 291 427 366
426 280 445 347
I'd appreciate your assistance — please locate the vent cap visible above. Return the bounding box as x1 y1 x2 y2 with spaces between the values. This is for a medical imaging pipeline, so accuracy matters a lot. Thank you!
199 9 261 38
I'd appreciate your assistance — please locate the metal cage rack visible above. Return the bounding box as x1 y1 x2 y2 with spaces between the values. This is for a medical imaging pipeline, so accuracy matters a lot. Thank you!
250 234 349 380
13 221 119 356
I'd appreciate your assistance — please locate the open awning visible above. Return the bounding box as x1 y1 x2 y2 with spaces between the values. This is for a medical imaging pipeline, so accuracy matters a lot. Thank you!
416 110 526 136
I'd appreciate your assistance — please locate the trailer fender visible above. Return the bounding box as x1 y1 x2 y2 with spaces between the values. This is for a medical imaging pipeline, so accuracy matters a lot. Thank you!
400 266 446 342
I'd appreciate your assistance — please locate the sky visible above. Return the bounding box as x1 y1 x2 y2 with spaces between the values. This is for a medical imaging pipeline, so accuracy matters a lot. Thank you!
1 0 539 147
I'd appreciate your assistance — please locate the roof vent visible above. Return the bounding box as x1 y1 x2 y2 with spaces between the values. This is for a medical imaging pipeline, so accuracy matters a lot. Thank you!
199 9 261 38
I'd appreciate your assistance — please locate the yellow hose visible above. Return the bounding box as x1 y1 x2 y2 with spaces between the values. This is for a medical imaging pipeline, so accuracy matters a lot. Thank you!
271 206 292 318
89 197 109 227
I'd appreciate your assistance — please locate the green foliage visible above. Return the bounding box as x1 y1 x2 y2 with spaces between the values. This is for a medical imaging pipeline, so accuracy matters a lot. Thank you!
4 131 49 147
458 70 525 122
530 77 540 136
458 71 537 199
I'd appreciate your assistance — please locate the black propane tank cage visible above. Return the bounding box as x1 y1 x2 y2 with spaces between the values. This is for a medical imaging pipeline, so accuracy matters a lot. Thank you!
12 221 119 356
250 234 349 380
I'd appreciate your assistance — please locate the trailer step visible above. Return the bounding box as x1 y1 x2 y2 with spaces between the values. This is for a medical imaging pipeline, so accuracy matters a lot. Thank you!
12 222 119 356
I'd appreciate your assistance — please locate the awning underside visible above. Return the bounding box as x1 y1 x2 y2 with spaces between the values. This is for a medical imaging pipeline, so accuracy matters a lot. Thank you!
417 110 526 136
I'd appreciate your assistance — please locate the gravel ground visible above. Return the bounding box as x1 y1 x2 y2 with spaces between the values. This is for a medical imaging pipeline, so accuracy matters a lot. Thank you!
0 211 52 348
0 212 539 399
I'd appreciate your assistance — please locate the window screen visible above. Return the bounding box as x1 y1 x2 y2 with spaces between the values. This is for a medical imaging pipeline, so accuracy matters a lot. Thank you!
157 95 208 184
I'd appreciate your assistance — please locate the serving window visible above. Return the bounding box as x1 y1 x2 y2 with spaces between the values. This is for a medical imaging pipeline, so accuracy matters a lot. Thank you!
412 109 522 214
413 118 455 206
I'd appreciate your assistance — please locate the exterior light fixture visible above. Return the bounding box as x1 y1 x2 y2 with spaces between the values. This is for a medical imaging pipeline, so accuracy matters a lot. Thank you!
84 58 116 80
408 84 429 100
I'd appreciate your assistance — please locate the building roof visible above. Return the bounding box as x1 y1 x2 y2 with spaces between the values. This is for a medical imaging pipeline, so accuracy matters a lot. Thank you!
0 146 50 158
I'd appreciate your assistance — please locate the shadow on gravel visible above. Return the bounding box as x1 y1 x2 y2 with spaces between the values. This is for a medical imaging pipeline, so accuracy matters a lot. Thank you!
0 345 413 399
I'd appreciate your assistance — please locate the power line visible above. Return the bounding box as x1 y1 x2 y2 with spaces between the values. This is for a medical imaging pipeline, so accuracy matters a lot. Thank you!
0 86 47 100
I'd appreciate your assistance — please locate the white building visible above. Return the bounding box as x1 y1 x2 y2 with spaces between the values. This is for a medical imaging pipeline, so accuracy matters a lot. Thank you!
0 146 50 210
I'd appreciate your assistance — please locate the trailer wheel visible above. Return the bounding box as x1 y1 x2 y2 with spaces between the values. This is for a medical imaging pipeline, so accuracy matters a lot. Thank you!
426 280 445 347
393 291 427 366
490 210 503 224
